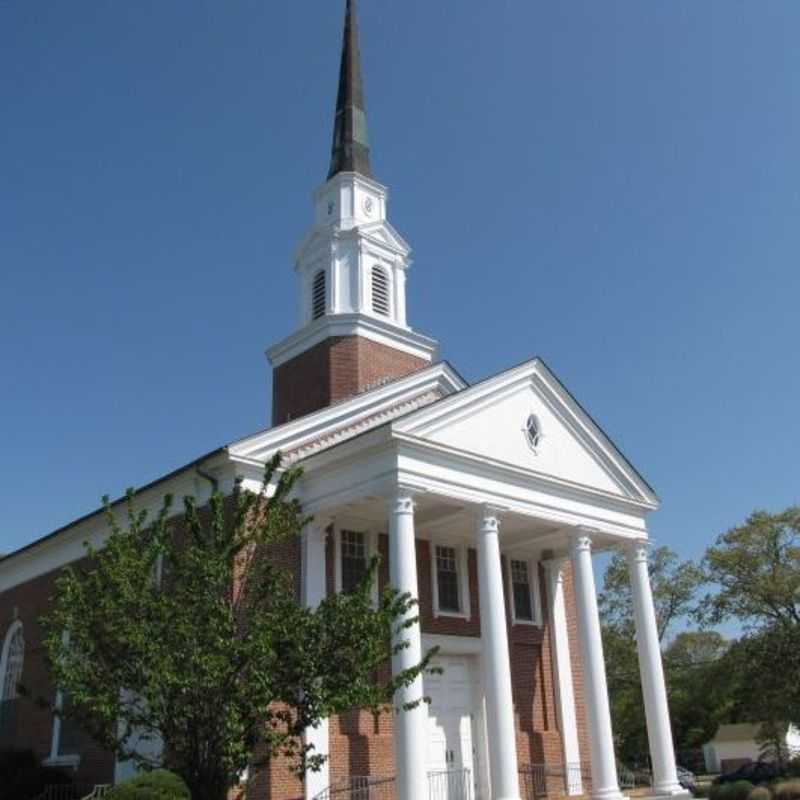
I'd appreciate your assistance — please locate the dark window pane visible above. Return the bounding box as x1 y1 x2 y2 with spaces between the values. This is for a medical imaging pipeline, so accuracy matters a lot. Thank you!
341 530 368 594
59 693 90 754
436 546 461 613
511 560 534 621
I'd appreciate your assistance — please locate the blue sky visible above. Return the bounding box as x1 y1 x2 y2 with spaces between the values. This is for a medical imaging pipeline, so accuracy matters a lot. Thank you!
1 1 798 574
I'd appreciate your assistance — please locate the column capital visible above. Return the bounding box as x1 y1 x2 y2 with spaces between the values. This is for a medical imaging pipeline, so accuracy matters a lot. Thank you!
626 538 651 565
475 503 505 533
570 530 594 554
307 515 333 534
387 486 418 516
542 556 569 579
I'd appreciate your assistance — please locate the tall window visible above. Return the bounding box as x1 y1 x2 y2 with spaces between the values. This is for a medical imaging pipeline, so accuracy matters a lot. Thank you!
340 530 369 593
0 622 25 746
435 546 461 614
312 269 326 320
508 558 541 625
371 266 390 316
511 560 534 621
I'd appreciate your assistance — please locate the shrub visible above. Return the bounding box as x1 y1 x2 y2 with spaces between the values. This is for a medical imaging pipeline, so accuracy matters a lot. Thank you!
106 769 190 800
711 781 756 800
749 786 772 800
773 780 800 800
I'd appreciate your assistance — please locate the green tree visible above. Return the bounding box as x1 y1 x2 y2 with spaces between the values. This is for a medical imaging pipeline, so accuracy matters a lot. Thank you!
701 507 800 629
599 546 704 764
663 631 732 751
701 507 800 732
40 455 432 800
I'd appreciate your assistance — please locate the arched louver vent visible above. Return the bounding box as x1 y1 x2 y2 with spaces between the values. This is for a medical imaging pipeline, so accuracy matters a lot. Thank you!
312 270 326 320
372 267 390 317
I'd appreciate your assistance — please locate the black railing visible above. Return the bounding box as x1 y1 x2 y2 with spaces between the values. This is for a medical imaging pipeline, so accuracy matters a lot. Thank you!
428 767 472 800
519 762 588 798
313 775 396 800
33 786 110 800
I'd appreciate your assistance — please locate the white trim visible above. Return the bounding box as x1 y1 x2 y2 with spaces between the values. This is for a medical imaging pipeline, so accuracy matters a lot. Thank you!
421 633 482 656
504 556 542 627
48 630 81 767
266 312 438 368
0 619 24 702
430 539 471 620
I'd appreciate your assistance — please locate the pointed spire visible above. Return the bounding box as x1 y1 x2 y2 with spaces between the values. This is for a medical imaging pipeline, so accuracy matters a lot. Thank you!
328 0 373 180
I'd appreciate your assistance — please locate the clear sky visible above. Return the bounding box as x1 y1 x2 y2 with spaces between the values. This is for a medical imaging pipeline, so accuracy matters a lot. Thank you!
1 1 798 567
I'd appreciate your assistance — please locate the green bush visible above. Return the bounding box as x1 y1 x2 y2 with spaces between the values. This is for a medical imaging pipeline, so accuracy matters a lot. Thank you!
748 786 772 800
773 780 800 800
710 780 756 800
106 769 190 800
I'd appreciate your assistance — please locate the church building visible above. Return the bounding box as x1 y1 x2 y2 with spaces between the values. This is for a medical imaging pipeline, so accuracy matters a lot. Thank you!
0 3 688 800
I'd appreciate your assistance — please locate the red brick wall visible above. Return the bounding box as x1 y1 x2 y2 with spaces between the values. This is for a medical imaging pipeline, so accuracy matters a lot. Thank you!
271 336 428 425
0 563 116 785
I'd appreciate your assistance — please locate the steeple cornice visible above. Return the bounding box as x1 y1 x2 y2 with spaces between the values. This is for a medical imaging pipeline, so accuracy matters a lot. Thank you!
328 0 373 180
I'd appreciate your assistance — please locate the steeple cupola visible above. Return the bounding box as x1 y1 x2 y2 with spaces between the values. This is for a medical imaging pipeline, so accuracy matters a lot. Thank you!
267 0 438 426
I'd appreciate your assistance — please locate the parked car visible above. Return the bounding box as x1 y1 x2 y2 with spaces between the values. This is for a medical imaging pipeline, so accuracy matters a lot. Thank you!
677 766 697 791
714 761 781 785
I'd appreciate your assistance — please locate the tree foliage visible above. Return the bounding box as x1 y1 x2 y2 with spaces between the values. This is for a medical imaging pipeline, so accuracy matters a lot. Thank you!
701 507 800 733
700 507 800 629
41 454 432 800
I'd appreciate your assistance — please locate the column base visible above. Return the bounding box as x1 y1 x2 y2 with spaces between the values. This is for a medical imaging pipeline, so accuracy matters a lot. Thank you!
652 785 691 797
591 789 627 800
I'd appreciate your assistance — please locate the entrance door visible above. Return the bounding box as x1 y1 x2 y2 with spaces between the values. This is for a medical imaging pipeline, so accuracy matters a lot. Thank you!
426 656 477 800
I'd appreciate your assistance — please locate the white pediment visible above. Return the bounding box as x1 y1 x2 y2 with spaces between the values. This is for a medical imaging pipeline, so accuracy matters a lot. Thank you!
394 359 657 506
359 221 411 255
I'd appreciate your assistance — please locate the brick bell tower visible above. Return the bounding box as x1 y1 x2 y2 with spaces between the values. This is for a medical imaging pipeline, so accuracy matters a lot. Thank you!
267 0 438 425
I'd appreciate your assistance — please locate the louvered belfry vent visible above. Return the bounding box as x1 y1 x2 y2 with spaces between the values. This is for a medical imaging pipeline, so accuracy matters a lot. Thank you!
372 267 390 316
312 270 327 320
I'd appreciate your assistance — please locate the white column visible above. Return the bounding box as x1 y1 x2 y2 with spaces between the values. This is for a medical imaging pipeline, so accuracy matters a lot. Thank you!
302 520 330 800
476 506 521 800
571 534 624 800
627 542 686 796
544 559 583 796
388 490 428 800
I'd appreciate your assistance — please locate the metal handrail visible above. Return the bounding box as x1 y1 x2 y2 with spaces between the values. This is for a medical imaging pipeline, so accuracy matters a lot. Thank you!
519 762 589 798
312 775 396 800
428 767 472 800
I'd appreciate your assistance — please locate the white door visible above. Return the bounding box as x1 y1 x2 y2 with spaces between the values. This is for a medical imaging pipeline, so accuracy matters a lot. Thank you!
426 657 478 800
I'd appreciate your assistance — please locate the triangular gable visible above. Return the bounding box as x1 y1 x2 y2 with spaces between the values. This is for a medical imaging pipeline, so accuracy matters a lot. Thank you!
393 358 657 506
359 221 411 254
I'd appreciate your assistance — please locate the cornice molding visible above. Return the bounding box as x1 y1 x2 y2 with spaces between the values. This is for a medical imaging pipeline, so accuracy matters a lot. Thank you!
266 313 438 368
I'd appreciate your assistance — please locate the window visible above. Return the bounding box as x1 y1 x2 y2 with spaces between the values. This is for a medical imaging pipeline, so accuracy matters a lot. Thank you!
311 270 326 320
524 414 542 450
435 547 461 613
340 530 369 594
431 543 470 618
507 558 542 625
0 622 24 746
45 631 83 768
371 266 390 316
